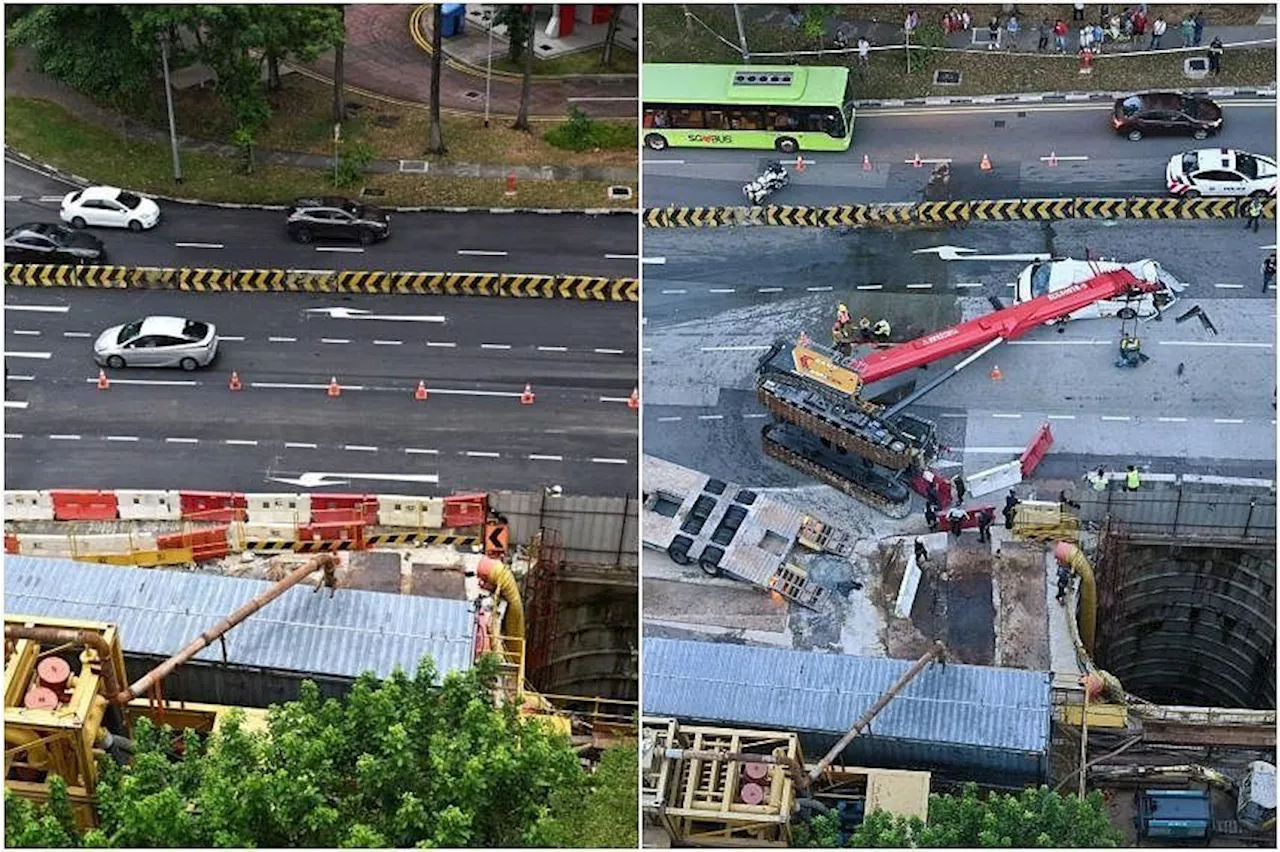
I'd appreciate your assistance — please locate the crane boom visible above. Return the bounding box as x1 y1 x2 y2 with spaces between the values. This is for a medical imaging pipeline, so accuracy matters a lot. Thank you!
850 269 1154 385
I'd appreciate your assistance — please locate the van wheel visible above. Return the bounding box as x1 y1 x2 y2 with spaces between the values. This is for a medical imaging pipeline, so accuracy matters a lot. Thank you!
776 137 799 154
1127 129 1143 141
644 133 668 151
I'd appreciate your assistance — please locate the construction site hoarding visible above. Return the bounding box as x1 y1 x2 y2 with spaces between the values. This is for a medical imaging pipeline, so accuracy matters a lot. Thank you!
1079 482 1276 543
642 638 1052 787
4 556 475 708
490 490 637 570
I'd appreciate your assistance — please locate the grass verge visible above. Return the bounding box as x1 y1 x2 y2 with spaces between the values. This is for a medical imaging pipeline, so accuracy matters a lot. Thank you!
488 45 639 77
5 96 636 209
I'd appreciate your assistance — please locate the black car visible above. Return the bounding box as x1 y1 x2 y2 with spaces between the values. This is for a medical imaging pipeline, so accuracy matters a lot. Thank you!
1112 92 1223 141
4 222 106 264
286 197 390 245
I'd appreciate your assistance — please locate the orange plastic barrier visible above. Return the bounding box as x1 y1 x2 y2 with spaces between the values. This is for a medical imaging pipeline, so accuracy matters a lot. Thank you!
178 491 248 522
310 493 378 525
5 534 18 554
444 493 488 529
157 526 231 561
49 490 119 521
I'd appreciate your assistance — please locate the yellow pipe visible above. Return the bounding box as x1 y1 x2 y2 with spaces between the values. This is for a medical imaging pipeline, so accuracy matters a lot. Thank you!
1054 542 1097 655
476 556 525 645
5 726 50 770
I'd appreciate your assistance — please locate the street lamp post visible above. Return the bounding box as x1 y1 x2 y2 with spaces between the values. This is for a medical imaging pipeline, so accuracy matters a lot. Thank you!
159 31 184 183
484 5 495 128
733 4 750 61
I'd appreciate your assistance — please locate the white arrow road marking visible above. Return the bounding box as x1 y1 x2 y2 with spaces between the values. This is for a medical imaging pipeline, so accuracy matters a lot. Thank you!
305 307 446 323
269 472 440 488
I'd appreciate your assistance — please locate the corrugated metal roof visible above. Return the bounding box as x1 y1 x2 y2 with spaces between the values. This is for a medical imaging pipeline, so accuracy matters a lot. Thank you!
643 638 1051 754
4 557 474 679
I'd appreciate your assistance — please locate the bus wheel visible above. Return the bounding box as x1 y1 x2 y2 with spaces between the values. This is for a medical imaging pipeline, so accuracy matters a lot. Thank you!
645 133 668 151
776 137 799 154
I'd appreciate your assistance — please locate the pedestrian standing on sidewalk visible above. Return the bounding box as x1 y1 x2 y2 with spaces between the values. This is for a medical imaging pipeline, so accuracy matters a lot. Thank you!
1037 18 1051 51
1179 15 1195 48
987 15 1000 49
1150 15 1166 48
857 35 870 69
1054 18 1069 52
961 8 971 31
1245 195 1265 232
914 538 930 565
1193 10 1205 46
1079 23 1093 52
1208 36 1224 74
1005 14 1020 49
1263 252 1276 293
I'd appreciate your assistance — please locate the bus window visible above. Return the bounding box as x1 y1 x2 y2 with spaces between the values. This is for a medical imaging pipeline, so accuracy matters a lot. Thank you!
676 109 705 128
707 110 729 130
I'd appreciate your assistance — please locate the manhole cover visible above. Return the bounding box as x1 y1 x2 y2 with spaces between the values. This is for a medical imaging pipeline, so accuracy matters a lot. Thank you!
994 119 1006 128
607 185 633 200
462 90 482 100
398 160 429 173
360 187 386 197
372 114 401 128
934 69 962 85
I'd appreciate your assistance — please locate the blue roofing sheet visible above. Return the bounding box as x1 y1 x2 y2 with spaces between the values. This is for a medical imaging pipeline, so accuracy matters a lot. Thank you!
643 638 1051 755
4 556 474 679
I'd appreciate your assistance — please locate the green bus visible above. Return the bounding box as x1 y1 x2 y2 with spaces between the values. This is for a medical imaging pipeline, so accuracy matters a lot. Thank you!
642 64 856 154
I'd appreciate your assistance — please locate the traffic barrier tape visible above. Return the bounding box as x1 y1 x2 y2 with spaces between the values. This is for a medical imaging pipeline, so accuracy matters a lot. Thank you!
3 265 638 302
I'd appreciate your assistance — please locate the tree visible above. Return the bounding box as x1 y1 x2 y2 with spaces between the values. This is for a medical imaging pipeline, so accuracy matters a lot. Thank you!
800 6 834 51
541 743 639 847
332 4 347 123
426 3 447 154
512 4 536 132
4 777 81 848
600 4 622 67
495 4 530 64
9 656 601 847
797 783 1124 848
8 6 155 108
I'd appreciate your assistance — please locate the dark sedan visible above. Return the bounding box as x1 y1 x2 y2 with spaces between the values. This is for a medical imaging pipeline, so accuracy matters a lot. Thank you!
286 197 391 245
4 222 106 264
1112 92 1223 141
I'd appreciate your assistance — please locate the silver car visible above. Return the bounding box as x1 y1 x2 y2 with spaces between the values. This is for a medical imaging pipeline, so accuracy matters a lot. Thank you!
93 316 219 370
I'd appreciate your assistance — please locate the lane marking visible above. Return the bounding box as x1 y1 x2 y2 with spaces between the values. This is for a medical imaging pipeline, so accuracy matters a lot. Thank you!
698 414 725 421
285 442 319 449
1214 418 1245 424
427 341 458 348
5 352 51 359
315 246 364 253
62 331 92 338
594 348 625 354
344 444 379 452
904 157 952 165
250 382 363 390
6 375 34 381
1157 417 1189 422
528 453 563 461
175 242 224 249
49 434 81 440
744 413 768 419
661 289 687 294
404 447 438 455
1047 414 1076 420
961 446 1025 453
955 282 984 288
605 253 638 260
373 339 402 346
419 388 521 398
480 343 512 350
3 195 19 201
1214 283 1244 289
806 286 834 292
591 457 629 464
224 439 259 446
1101 415 1132 422
906 283 933 289
268 336 297 343
466 450 500 458
939 412 967 418
12 330 40 336
657 416 683 422
4 400 29 409
758 287 784 293
991 413 1022 419
700 345 771 352
1039 155 1089 162
4 433 21 439
644 159 685 165
37 195 64 202
708 288 736 294
1010 340 1108 346
457 249 508 256
538 346 568 352
856 284 883 290
320 338 351 344
1159 341 1272 348
642 257 668 265
600 396 630 403
105 435 139 442
165 437 199 444
216 335 245 342
83 377 199 386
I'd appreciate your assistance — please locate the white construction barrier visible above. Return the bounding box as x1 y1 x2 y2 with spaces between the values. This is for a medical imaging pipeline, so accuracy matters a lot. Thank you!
6 491 55 521
244 493 310 526
116 489 182 521
966 459 1023 498
895 551 922 620
376 495 445 529
238 523 297 541
17 535 76 557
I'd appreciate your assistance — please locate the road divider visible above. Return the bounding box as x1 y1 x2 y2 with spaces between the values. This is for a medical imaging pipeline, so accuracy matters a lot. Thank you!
2 264 639 302
642 196 1277 228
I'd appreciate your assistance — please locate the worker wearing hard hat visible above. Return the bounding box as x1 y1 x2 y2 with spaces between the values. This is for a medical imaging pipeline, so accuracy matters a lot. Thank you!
856 315 873 343
1115 336 1142 368
832 303 854 355
872 318 892 343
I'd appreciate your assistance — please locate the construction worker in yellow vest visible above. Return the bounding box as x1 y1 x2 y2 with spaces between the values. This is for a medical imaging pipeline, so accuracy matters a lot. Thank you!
872 318 892 342
1125 465 1141 491
833 303 854 355
1084 467 1108 492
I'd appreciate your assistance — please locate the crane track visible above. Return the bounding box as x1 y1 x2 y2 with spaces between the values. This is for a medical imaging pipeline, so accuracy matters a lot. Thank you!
756 381 916 471
761 423 913 518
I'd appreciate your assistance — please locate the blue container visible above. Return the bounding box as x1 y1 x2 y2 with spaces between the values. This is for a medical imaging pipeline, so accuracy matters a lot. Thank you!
1136 789 1212 839
440 4 466 38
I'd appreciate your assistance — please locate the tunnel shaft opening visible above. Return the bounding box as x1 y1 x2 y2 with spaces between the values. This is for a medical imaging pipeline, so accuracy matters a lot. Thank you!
1094 524 1275 711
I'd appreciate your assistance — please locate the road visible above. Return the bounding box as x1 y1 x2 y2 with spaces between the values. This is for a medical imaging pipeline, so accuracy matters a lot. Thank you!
5 288 638 496
4 160 638 277
642 222 1276 488
642 98 1278 207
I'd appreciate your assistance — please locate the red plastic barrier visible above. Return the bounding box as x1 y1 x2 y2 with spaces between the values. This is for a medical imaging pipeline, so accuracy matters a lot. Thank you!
310 493 378 525
5 534 19 554
297 521 365 544
444 493 488 529
179 491 248 522
938 505 997 533
910 472 954 509
157 526 230 561
1020 423 1054 477
49 490 119 521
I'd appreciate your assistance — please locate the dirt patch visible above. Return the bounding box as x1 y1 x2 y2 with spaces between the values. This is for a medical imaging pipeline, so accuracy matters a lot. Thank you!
408 561 467 599
342 550 404 593
992 541 1051 670
643 577 789 634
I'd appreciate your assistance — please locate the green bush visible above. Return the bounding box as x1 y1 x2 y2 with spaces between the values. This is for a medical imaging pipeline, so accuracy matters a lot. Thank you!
333 140 375 188
544 107 635 152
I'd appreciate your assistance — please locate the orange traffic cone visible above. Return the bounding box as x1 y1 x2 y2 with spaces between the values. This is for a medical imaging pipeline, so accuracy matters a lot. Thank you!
912 152 922 168
795 156 806 172
520 383 535 405
414 380 428 401
989 364 1003 381
328 376 342 397
228 371 242 391
980 152 993 171
97 369 110 390
862 154 873 171
628 387 639 411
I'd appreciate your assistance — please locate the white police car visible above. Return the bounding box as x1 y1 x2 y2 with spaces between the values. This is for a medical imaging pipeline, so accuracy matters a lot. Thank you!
1166 148 1277 199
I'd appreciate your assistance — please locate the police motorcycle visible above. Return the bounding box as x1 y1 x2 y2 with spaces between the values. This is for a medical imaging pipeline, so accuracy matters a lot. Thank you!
742 161 790 204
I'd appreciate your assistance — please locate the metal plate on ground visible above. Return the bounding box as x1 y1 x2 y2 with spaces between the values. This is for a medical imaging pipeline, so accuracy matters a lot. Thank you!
934 70 962 85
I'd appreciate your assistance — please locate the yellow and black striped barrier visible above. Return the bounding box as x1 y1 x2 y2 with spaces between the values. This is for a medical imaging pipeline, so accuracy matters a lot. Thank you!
644 197 1277 228
365 532 481 548
244 533 481 552
3 265 639 303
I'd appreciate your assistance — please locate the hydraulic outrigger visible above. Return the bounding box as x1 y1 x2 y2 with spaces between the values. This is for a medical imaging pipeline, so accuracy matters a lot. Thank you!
757 269 1161 511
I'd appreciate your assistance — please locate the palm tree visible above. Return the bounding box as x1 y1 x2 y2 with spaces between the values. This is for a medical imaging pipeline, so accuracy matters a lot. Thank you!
426 3 446 153
332 4 347 122
512 4 535 132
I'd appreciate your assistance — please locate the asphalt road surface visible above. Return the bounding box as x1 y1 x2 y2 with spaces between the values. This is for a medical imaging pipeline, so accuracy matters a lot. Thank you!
4 159 638 277
4 288 639 496
642 98 1278 207
642 222 1276 487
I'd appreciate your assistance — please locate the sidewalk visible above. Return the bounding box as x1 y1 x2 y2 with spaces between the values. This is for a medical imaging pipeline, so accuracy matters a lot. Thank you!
298 4 635 121
4 47 634 185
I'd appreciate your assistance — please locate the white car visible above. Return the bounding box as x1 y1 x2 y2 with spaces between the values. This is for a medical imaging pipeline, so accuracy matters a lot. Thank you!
1016 258 1185 322
1166 149 1277 199
60 186 161 232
